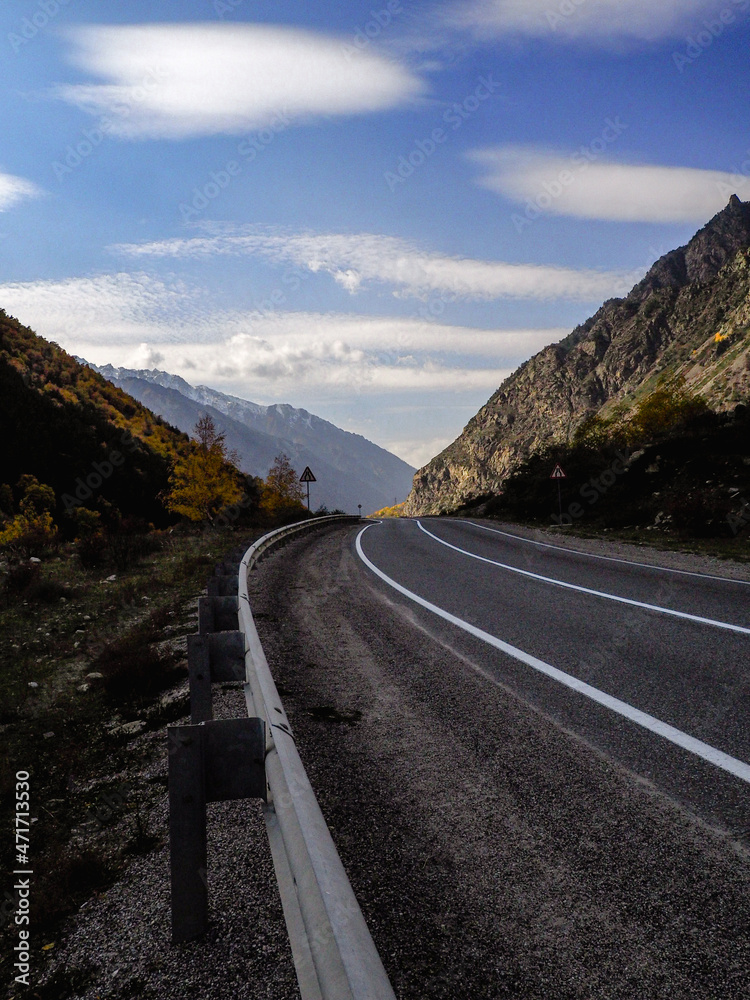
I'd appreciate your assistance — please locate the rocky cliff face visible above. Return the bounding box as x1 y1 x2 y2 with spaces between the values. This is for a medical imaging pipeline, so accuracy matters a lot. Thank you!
404 196 750 515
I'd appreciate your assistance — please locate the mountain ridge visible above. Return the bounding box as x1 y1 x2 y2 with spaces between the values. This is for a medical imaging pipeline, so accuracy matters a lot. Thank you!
404 196 750 515
83 362 415 514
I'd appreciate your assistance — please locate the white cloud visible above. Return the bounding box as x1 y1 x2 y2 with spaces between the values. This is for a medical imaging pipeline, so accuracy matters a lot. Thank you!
0 171 42 212
57 23 426 139
0 271 551 398
445 0 731 44
113 227 637 301
0 272 202 343
469 146 739 223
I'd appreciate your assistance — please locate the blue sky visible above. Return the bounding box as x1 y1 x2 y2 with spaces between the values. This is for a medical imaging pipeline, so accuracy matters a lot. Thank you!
1 0 749 466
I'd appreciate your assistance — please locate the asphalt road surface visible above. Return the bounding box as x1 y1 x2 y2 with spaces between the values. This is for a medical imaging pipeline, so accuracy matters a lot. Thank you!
249 518 750 999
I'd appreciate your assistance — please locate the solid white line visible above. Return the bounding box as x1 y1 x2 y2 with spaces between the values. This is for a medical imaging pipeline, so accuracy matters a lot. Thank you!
464 519 750 587
355 524 750 785
417 521 750 636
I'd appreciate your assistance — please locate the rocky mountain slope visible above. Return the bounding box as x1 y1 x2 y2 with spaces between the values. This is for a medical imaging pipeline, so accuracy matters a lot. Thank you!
83 364 415 514
404 196 750 515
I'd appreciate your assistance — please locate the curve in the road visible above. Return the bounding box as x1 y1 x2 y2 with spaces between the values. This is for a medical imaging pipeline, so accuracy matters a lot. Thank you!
465 519 750 586
417 520 750 635
356 522 750 786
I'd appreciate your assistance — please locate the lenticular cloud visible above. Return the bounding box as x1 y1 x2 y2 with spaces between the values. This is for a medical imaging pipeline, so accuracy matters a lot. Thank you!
56 23 425 140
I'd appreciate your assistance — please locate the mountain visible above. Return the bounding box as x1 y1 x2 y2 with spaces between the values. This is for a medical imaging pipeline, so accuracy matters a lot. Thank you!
82 364 415 514
0 311 192 525
404 196 750 515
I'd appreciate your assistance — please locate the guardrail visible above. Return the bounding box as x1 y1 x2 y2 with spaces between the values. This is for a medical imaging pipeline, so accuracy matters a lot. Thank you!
169 514 396 1000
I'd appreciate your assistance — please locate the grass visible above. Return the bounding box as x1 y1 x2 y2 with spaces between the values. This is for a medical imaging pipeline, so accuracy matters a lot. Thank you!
0 522 264 990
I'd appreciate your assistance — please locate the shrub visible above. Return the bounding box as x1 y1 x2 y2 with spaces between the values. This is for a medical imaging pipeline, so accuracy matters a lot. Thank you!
627 376 707 444
0 475 58 556
91 625 184 705
24 578 75 603
76 531 107 569
104 523 162 571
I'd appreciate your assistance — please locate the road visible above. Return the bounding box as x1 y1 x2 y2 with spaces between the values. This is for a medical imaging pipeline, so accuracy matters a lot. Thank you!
249 517 750 999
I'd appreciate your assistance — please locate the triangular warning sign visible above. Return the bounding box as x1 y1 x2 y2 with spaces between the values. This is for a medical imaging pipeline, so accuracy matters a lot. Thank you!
299 466 316 483
550 464 567 479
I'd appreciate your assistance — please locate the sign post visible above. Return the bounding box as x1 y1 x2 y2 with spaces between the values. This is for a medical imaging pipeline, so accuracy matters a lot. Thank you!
550 463 567 522
299 466 316 510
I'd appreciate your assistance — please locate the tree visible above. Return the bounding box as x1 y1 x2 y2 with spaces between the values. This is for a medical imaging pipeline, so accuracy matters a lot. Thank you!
260 454 305 520
164 414 243 522
0 475 57 556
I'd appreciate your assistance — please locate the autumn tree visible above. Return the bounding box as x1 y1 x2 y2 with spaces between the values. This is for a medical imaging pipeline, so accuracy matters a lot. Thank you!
165 414 243 522
0 474 58 556
260 453 305 520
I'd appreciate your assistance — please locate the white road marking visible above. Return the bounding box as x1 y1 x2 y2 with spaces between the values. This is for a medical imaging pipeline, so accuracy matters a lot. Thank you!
355 524 750 785
464 519 750 587
417 521 750 636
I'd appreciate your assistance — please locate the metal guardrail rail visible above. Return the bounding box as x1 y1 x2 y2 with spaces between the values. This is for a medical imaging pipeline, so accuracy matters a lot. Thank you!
238 514 397 1000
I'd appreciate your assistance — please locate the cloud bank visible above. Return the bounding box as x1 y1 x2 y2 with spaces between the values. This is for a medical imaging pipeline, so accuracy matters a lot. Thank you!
444 0 741 44
57 23 426 139
0 271 560 396
113 228 639 301
469 146 738 223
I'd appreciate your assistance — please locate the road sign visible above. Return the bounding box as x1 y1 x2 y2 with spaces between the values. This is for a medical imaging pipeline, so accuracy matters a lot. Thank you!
550 463 566 521
299 466 316 510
